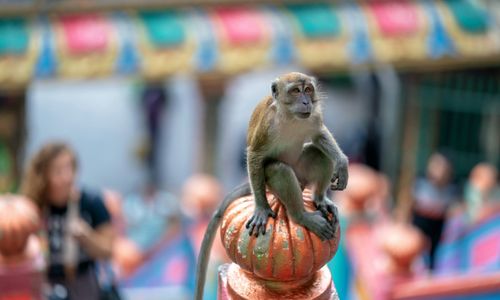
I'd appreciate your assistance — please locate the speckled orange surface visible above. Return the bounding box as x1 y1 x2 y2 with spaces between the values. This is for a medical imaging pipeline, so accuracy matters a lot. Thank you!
220 190 340 282
218 263 339 300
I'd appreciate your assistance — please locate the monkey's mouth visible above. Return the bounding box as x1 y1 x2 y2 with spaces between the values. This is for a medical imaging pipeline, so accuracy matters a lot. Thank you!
297 112 311 119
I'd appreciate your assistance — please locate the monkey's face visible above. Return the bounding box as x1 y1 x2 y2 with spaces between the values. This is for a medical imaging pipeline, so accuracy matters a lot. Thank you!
272 73 318 119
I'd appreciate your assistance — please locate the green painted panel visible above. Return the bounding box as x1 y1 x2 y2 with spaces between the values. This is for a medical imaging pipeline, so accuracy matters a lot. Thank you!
287 4 341 38
0 18 29 54
139 11 185 47
444 0 488 33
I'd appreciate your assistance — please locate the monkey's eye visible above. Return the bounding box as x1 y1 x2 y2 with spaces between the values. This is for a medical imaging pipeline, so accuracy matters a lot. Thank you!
291 87 301 94
304 86 313 94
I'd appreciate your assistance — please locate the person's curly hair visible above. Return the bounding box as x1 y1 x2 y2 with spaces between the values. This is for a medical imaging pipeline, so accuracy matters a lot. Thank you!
21 142 77 208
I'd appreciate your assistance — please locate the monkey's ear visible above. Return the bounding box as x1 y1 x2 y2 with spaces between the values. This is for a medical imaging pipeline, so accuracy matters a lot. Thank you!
271 80 279 98
311 76 319 88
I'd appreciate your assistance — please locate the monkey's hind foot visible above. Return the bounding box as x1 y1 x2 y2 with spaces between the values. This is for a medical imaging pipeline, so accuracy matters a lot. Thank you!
313 196 339 229
301 211 335 241
246 206 276 237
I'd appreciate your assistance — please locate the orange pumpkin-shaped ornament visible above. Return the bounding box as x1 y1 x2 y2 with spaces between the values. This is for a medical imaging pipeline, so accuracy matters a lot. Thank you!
220 189 340 299
0 195 40 257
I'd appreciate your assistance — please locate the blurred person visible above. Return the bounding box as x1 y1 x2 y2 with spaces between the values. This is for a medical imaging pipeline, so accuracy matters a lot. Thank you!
181 174 226 261
122 182 180 252
181 174 226 300
464 163 499 222
140 82 167 187
434 163 499 274
98 189 126 300
102 189 126 236
329 164 392 300
123 82 177 253
181 174 222 222
411 153 458 269
21 142 114 300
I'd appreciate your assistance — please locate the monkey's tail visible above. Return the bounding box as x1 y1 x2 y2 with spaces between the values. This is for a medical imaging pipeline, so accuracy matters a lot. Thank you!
194 181 251 300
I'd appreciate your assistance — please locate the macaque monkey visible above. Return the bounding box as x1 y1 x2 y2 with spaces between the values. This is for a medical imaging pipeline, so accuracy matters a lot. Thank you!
195 72 348 300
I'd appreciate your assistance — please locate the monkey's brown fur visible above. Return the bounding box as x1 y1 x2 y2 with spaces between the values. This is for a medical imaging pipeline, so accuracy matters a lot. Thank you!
195 72 348 300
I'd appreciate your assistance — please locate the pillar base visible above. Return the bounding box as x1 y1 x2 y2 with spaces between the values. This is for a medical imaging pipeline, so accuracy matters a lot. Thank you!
218 263 338 300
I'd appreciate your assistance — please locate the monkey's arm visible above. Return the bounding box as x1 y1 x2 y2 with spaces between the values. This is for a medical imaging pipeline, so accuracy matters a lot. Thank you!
247 151 269 208
313 126 348 190
246 150 276 235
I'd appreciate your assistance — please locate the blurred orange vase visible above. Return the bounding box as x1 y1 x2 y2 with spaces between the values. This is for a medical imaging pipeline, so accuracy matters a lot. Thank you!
341 164 379 214
220 190 339 282
0 195 39 257
378 222 425 274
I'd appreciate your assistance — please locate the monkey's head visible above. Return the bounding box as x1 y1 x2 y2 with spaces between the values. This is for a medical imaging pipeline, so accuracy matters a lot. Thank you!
271 72 319 120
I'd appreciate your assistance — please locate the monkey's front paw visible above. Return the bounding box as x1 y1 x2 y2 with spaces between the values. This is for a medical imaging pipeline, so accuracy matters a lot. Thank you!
246 207 277 237
331 156 348 190
314 198 339 228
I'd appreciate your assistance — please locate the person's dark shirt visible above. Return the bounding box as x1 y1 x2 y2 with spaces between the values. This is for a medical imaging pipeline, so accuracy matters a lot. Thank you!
45 189 111 280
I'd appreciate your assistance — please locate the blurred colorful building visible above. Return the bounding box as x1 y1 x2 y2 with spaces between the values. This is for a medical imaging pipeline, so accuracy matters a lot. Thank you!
0 0 498 192
0 0 499 299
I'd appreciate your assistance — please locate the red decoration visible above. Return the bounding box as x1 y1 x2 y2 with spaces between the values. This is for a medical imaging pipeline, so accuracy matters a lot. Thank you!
368 1 420 36
0 235 45 299
0 195 39 257
213 8 267 45
59 15 111 55
220 190 339 281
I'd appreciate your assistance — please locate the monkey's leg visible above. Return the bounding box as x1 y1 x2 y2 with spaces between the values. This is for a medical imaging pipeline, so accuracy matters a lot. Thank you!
296 144 339 228
265 161 335 241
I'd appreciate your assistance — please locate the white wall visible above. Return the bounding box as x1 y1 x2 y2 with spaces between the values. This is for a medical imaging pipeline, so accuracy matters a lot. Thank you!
26 75 203 194
26 76 203 194
26 77 147 193
160 75 204 192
